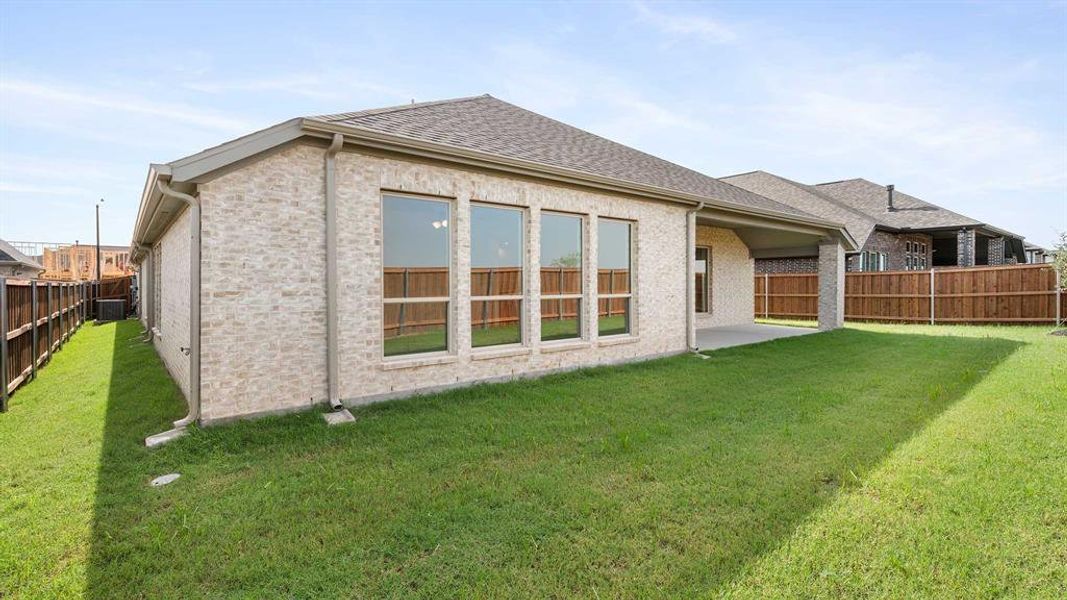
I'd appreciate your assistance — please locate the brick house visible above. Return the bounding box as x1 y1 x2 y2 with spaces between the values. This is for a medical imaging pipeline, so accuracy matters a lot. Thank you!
722 171 1027 273
129 95 854 441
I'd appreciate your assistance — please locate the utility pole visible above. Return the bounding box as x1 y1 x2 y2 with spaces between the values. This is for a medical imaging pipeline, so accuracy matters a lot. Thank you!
95 199 104 280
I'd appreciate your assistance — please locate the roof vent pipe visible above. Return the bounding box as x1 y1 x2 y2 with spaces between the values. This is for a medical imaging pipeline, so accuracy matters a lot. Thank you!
886 184 895 211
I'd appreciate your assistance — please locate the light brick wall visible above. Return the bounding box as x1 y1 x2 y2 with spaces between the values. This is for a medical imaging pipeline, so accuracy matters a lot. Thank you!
197 144 328 421
192 142 692 421
694 225 754 328
153 206 190 399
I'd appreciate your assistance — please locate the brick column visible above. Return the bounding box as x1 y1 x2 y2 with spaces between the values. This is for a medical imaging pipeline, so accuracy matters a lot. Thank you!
987 236 1006 266
956 228 976 267
818 239 845 331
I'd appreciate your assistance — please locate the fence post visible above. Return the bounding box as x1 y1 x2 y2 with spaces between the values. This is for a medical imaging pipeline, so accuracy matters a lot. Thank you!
46 282 53 361
763 273 770 319
929 269 935 325
30 281 38 381
1056 268 1062 327
60 284 66 344
1 277 8 412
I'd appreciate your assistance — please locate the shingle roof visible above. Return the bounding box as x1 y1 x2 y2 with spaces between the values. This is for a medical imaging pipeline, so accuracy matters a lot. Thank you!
721 171 880 247
308 95 821 221
815 178 983 231
0 239 43 270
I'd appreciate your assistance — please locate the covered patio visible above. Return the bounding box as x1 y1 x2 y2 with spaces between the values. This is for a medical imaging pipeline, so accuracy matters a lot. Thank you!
695 323 817 351
687 206 856 349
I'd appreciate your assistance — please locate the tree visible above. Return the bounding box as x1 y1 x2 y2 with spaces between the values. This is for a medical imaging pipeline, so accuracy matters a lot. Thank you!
551 252 581 268
1053 231 1067 285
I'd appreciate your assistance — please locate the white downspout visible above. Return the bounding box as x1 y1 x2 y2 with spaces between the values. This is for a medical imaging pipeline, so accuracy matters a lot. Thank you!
324 133 344 410
686 201 706 351
145 180 201 447
135 243 154 340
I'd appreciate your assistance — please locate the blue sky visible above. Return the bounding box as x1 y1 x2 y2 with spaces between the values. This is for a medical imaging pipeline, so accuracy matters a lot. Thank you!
1 1 1064 248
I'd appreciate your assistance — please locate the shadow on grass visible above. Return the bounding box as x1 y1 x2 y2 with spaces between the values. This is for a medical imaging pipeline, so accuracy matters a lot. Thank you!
85 323 1022 597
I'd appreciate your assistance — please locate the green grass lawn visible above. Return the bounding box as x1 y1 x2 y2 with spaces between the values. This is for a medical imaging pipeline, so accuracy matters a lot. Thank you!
2 320 1064 598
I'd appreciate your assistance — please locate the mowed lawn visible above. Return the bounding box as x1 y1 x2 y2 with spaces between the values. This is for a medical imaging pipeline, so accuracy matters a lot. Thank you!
1 320 1064 598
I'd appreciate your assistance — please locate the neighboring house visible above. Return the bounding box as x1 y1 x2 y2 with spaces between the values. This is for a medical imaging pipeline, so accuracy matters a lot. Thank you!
129 94 855 430
3 241 135 281
0 239 44 278
39 244 133 281
1024 244 1049 264
722 171 1028 272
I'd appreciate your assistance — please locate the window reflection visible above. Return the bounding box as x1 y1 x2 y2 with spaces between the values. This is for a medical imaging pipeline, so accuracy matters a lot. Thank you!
471 205 524 347
382 195 450 356
540 213 583 341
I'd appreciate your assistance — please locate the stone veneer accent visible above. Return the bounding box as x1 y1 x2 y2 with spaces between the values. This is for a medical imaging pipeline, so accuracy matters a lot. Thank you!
987 236 1007 266
694 225 755 328
755 257 817 274
957 228 976 267
192 142 701 421
152 207 190 399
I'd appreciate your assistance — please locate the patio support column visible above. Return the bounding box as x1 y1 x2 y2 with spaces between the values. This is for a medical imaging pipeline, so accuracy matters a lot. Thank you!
956 228 976 267
817 239 845 331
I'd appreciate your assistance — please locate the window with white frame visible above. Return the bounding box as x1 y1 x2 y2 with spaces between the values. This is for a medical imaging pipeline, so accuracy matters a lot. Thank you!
597 218 633 336
470 204 524 348
540 212 583 341
382 194 451 357
879 252 888 271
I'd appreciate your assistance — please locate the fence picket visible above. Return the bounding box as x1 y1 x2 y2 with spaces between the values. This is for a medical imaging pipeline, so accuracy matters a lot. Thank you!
755 264 1063 324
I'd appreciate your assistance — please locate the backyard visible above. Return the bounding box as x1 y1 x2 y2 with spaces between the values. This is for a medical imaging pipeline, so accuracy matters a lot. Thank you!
1 319 1064 598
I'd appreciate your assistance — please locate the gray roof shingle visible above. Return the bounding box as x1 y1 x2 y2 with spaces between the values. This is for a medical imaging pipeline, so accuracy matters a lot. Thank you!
308 95 823 221
815 178 983 231
721 171 880 247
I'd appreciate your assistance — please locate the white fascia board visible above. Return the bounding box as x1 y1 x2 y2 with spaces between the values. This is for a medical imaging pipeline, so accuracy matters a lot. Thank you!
168 118 305 183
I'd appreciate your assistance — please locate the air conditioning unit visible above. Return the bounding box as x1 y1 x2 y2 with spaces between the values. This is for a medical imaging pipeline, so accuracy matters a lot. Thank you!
96 299 126 322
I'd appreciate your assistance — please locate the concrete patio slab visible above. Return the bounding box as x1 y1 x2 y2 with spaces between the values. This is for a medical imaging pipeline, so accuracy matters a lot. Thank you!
696 323 818 351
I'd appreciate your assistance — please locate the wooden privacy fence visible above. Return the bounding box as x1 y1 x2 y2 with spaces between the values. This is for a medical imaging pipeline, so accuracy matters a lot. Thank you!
754 263 1064 324
383 267 629 336
1 279 88 410
86 276 135 318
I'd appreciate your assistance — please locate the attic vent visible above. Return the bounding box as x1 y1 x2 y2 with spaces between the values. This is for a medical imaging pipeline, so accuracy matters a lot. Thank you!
886 184 895 211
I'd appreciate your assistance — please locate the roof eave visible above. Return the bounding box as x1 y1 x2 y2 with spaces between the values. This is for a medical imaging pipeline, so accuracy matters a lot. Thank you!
299 118 853 240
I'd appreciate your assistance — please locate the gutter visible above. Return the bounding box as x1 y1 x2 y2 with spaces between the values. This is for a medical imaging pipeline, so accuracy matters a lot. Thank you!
144 180 201 448
324 133 344 410
686 201 706 351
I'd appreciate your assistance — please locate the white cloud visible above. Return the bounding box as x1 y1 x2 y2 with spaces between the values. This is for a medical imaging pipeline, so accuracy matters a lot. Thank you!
631 1 737 43
0 78 253 133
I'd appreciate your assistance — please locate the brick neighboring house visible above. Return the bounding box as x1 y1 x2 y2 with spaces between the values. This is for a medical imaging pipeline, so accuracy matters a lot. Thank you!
128 94 856 435
722 171 1027 273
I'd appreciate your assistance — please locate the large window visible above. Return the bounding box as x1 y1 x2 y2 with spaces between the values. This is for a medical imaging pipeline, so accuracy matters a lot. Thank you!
695 246 711 313
471 204 524 348
540 212 583 341
597 218 632 336
382 194 451 357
